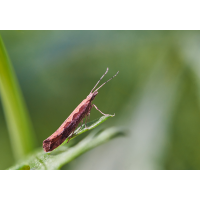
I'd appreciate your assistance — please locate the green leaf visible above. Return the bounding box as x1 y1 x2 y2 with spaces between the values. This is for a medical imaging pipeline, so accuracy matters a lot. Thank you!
0 35 35 160
9 115 122 170
62 114 115 144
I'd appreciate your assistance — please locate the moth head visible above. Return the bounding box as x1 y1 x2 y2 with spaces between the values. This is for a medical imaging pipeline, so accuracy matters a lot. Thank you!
87 91 98 101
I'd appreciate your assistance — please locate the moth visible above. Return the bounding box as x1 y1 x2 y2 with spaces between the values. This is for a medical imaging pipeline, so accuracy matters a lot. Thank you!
43 68 119 152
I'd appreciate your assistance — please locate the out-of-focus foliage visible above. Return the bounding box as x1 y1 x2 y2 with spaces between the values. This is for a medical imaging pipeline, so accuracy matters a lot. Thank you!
0 36 35 161
1 31 200 169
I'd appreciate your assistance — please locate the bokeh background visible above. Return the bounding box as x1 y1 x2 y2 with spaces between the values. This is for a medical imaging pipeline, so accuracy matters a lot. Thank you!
1 30 200 170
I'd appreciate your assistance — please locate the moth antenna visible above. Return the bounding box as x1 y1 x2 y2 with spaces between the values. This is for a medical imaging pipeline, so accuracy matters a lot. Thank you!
94 71 119 92
91 68 109 93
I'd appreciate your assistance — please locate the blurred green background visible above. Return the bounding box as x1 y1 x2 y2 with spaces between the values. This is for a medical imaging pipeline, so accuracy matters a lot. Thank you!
1 30 200 170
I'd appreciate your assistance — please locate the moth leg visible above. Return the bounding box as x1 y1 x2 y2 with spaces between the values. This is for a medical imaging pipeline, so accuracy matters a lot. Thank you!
77 119 84 131
85 115 88 129
93 104 109 116
80 119 83 129
76 125 82 132
88 112 90 122
67 131 74 143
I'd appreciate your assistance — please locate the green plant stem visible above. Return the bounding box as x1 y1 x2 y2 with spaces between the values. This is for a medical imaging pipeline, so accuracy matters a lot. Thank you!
0 36 35 160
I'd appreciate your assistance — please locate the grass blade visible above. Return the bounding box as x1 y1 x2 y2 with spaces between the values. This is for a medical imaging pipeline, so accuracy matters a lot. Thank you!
0 36 35 160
